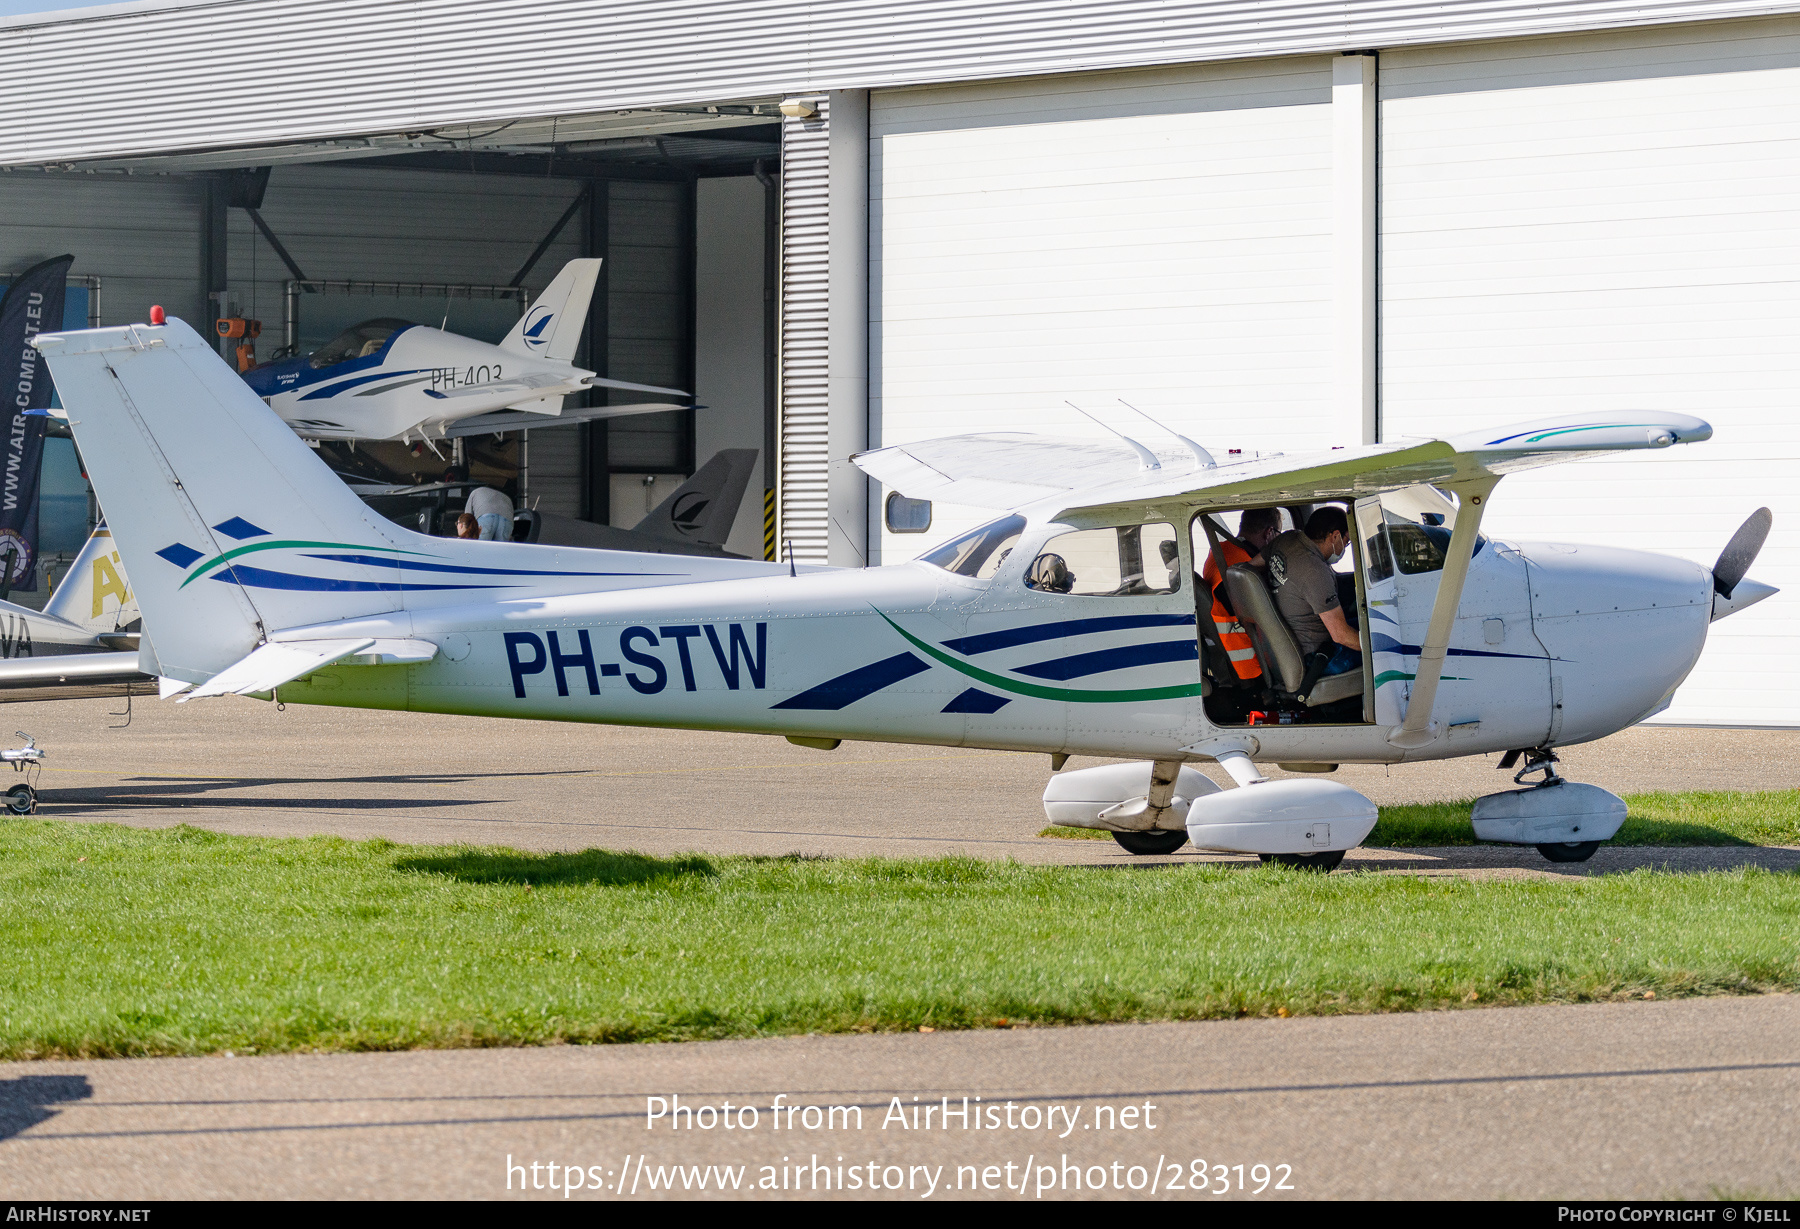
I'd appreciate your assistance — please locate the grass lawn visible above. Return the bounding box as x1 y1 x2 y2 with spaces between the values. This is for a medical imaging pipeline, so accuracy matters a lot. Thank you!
1040 789 1800 847
3 819 1798 1059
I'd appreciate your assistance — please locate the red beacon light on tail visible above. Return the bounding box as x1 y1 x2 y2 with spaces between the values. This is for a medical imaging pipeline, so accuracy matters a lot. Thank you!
149 305 165 325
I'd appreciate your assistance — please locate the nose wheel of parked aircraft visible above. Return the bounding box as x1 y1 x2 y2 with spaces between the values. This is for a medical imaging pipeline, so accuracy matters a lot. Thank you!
1483 748 1618 863
1 733 44 815
1536 840 1600 863
1110 829 1189 855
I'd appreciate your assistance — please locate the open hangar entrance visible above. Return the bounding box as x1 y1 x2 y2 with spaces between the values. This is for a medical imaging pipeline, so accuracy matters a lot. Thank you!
0 105 778 563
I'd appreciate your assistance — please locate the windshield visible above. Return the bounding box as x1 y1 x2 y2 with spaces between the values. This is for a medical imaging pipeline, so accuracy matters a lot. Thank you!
917 514 1026 579
308 318 413 369
1366 521 1487 580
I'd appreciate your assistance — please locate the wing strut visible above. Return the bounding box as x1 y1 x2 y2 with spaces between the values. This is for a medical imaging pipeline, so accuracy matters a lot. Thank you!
1387 477 1497 750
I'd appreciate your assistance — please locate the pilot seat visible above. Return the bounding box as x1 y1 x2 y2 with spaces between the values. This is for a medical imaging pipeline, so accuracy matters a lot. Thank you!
1222 564 1364 712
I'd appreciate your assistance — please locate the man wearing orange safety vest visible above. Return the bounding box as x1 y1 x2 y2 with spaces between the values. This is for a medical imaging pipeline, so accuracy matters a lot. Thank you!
1199 507 1283 682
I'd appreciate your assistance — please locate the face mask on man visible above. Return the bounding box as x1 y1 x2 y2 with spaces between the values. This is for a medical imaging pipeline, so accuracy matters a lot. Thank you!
1325 536 1347 565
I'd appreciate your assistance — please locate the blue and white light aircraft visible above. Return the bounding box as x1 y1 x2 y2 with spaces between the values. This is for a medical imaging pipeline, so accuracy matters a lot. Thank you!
241 259 691 444
34 317 1776 869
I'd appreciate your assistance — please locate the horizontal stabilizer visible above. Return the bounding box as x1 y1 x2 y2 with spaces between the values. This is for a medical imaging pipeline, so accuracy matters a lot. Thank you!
180 637 438 700
422 372 574 403
441 400 692 438
420 370 687 406
0 651 147 691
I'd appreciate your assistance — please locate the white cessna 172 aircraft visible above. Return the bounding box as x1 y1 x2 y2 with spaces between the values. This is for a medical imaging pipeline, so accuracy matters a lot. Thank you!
239 259 692 444
35 317 1776 869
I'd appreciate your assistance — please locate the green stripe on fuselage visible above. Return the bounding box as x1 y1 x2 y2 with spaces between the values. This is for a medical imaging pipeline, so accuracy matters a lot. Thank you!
180 540 429 588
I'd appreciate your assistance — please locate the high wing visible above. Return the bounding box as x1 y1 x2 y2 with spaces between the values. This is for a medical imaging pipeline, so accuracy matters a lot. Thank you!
853 413 1713 517
854 410 1709 755
439 399 692 438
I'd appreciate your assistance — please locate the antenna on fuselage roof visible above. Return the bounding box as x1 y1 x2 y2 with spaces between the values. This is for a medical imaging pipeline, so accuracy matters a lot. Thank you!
1065 402 1159 470
1118 399 1216 469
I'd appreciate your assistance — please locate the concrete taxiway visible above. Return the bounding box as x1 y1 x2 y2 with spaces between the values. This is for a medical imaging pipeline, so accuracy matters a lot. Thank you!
7 697 1800 875
2 995 1796 1200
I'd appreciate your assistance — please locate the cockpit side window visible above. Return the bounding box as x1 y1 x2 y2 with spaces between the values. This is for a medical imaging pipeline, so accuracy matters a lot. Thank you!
1024 522 1180 596
1366 487 1486 578
308 318 413 369
917 514 1026 579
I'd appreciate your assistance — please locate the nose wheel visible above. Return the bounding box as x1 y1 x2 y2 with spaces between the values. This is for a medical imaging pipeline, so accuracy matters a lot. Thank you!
1536 840 1600 863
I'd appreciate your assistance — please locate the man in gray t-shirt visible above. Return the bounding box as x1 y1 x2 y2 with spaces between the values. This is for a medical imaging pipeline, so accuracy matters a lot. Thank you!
1264 507 1361 673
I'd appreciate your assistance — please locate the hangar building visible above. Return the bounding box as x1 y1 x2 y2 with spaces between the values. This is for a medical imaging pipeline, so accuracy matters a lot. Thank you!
1 0 1795 724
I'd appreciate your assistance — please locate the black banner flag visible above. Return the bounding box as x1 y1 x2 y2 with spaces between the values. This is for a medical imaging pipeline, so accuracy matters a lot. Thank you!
0 254 71 593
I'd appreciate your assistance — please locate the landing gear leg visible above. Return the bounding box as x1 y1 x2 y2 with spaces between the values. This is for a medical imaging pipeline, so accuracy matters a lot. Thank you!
1501 746 1564 788
1102 759 1191 855
1495 748 1604 863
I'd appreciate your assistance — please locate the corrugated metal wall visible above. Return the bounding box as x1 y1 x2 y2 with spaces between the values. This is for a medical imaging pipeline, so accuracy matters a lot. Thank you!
5 2 1797 165
0 171 200 324
778 99 832 566
602 179 690 480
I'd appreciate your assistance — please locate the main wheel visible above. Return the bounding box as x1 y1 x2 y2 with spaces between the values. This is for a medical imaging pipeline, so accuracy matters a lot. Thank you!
1536 841 1600 863
1111 829 1189 855
6 783 36 815
1258 850 1346 872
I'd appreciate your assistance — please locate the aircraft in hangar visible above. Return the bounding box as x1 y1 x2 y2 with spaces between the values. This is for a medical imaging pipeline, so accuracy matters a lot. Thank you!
239 259 693 445
0 524 157 812
34 316 1777 869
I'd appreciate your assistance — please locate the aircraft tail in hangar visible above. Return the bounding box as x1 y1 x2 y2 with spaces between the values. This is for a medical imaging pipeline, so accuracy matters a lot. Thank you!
635 449 759 548
499 258 600 363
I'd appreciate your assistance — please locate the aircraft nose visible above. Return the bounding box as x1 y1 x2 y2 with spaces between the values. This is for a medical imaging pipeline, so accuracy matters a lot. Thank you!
1712 576 1778 622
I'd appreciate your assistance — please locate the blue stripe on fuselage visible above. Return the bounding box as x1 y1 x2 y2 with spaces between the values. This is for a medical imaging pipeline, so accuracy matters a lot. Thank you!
241 326 413 398
943 613 1195 656
210 563 507 593
301 553 669 580
1013 639 1199 681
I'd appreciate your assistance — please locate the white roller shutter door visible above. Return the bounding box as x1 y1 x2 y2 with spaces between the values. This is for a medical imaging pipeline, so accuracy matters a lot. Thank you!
871 59 1337 564
1382 16 1800 725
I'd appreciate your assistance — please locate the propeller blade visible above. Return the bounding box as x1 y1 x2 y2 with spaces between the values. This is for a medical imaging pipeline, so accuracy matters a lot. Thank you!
1713 507 1772 599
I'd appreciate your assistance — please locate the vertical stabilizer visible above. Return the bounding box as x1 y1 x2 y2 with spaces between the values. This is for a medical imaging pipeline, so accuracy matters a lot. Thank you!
634 449 758 547
499 259 601 362
43 526 141 634
35 318 426 682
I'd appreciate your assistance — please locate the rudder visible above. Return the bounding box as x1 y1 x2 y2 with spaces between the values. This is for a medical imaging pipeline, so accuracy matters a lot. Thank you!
499 259 601 362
